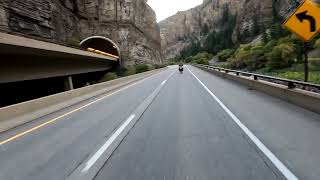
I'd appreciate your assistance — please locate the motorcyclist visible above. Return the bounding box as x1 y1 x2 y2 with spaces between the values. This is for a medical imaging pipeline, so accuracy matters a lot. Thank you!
178 63 184 73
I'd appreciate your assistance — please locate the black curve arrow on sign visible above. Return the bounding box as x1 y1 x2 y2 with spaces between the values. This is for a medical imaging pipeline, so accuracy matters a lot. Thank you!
296 11 316 32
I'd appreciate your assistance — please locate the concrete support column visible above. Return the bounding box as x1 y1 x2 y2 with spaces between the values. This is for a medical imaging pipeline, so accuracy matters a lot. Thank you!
64 76 74 90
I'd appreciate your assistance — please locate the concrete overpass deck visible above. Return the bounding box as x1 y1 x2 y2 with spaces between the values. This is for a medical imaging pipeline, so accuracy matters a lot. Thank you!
0 32 119 83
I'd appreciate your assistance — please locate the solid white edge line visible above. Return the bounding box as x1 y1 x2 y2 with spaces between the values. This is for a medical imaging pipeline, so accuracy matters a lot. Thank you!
82 114 136 172
187 66 298 180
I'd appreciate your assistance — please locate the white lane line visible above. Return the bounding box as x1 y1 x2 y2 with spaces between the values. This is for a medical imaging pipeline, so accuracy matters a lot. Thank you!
161 80 167 85
162 71 174 86
187 66 298 180
82 114 136 172
0 69 170 146
81 69 175 173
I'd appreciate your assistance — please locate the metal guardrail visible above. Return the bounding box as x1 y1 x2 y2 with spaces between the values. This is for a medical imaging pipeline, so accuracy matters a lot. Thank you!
194 64 320 92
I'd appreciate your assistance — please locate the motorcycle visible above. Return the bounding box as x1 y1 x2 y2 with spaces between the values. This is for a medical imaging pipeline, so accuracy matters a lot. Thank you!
179 66 184 74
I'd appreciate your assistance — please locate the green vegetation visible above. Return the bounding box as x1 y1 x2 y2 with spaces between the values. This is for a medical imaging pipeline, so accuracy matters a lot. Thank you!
167 61 177 65
179 28 320 84
168 52 213 65
100 72 118 82
134 64 153 73
191 52 213 65
274 72 320 84
123 67 136 76
154 64 167 69
214 35 320 84
266 41 296 70
264 62 320 84
217 49 235 62
171 0 320 84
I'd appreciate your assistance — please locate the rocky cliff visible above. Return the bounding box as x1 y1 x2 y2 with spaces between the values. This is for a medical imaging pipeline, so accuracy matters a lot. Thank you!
160 0 300 60
0 0 162 66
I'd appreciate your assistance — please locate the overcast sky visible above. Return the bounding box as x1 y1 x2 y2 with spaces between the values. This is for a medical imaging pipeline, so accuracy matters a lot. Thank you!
147 0 203 22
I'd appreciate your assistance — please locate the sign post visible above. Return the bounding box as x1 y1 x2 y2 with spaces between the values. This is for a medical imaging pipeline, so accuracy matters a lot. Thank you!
303 42 309 82
283 0 320 82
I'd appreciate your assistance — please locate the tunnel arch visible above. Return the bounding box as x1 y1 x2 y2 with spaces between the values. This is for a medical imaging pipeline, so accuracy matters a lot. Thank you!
79 36 121 64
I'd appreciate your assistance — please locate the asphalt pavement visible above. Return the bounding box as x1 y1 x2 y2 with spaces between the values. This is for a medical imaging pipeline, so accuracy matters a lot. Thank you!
1 65 320 180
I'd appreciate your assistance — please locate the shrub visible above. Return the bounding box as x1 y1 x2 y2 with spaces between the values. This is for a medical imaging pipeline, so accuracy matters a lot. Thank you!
277 36 294 44
275 72 320 84
135 64 151 73
227 43 267 70
263 40 277 52
234 44 252 60
267 42 295 70
228 57 246 69
229 44 252 69
246 44 267 70
217 49 235 62
185 56 193 63
154 64 166 69
100 72 118 82
193 52 213 61
192 52 213 65
218 62 232 69
124 67 137 76
196 59 210 65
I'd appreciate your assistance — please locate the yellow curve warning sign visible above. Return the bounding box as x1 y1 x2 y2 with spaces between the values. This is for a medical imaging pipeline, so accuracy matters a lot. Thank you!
283 0 320 42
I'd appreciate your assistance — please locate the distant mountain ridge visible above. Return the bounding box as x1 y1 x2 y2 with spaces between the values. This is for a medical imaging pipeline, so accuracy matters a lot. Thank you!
159 0 301 60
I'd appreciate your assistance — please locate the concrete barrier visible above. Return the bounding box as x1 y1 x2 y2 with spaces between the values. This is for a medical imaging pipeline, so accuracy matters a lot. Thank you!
0 68 167 132
195 65 320 114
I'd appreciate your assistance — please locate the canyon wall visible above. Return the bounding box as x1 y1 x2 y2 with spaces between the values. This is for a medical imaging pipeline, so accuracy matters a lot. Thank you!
0 0 162 66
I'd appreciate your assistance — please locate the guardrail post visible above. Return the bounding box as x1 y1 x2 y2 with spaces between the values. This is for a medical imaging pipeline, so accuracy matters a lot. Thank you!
225 70 229 74
253 75 258 80
236 72 240 76
288 82 295 89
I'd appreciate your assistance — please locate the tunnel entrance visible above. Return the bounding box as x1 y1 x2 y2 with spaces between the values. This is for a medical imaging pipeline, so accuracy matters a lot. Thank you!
80 36 121 64
0 70 109 108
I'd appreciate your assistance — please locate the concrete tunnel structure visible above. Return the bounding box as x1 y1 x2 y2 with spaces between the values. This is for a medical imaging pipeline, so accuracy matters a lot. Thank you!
79 36 121 65
0 32 122 107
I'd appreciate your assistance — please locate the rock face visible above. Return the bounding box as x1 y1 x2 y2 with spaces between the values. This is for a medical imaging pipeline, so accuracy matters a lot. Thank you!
159 6 202 60
160 0 300 60
0 0 162 66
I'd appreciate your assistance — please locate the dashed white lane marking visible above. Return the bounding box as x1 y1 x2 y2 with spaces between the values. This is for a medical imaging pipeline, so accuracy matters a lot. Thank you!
161 80 167 85
187 66 298 180
0 69 171 146
82 114 136 172
81 69 175 173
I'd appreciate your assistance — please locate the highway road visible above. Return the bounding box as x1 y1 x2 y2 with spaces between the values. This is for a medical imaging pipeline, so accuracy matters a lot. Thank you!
0 66 320 180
